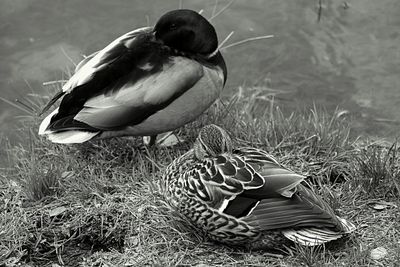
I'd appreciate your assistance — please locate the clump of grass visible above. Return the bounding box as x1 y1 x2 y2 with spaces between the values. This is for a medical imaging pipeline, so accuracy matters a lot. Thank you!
0 179 30 263
289 243 330 267
21 166 59 202
355 142 400 198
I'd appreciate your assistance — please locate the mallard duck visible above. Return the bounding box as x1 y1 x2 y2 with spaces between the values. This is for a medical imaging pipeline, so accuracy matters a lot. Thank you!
162 124 356 248
38 9 227 144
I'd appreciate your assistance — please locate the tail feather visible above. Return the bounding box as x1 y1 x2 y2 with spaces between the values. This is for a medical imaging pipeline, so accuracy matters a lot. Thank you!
282 228 343 246
39 107 99 143
39 91 65 116
38 108 59 135
47 130 99 144
282 216 356 246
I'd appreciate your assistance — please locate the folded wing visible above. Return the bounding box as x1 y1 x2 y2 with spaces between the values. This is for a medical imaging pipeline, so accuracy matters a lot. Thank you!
63 27 152 92
73 57 204 129
192 147 353 241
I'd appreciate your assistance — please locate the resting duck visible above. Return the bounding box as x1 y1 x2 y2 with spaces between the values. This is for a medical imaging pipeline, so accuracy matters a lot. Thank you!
38 9 227 144
162 124 356 248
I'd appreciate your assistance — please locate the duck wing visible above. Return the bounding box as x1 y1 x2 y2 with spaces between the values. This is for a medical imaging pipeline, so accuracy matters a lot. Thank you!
188 148 303 200
244 182 355 245
71 56 204 130
39 27 151 116
227 148 355 245
62 27 153 93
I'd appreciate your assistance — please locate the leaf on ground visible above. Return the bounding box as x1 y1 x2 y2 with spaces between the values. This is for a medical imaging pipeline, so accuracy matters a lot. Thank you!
370 247 388 260
157 132 184 147
368 201 397 211
48 206 67 217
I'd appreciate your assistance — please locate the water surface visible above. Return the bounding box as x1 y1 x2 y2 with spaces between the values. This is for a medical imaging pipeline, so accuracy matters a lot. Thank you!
1 0 399 143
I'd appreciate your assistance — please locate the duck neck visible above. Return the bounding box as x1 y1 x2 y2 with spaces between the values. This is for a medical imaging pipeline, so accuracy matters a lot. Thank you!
197 51 227 85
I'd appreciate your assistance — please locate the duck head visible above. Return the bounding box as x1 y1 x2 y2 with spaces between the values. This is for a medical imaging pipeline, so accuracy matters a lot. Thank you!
194 124 232 160
154 9 218 56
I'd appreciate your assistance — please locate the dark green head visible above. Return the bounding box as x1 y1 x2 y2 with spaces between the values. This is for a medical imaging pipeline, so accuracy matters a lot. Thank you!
154 9 218 56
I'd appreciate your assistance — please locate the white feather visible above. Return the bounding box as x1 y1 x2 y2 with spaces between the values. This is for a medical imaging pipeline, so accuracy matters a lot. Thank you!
38 108 59 135
138 62 154 71
47 130 99 144
245 200 260 216
282 228 343 246
62 27 152 92
218 199 230 213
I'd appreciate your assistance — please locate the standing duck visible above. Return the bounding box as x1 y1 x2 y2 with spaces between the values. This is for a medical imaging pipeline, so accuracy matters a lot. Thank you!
162 124 356 248
38 9 227 144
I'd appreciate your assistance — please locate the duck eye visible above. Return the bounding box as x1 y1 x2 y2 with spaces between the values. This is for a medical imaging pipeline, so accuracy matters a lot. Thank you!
169 23 177 30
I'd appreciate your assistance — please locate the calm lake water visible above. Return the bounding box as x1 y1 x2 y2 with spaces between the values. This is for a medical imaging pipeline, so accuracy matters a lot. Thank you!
1 0 400 143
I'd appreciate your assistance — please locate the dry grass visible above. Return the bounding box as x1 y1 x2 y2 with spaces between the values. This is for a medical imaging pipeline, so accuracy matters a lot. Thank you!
1 87 399 266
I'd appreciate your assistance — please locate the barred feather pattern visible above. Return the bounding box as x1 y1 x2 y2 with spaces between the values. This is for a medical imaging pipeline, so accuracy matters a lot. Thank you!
163 150 261 245
163 149 265 244
164 149 268 210
162 126 355 246
176 191 261 244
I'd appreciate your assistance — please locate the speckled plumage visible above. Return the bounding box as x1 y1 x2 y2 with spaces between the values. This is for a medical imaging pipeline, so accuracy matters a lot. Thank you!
162 125 356 247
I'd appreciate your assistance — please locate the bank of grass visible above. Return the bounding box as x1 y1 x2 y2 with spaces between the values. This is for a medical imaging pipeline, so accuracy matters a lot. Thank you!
1 88 399 266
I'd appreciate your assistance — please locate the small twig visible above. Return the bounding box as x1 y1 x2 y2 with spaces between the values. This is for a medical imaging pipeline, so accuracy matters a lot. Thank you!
217 31 235 50
262 252 284 259
212 0 219 17
216 97 240 128
0 97 33 115
220 35 274 51
43 80 68 86
59 46 76 67
317 0 323 22
144 153 162 171
23 78 35 94
15 99 36 112
209 0 235 21
236 137 266 147
372 118 400 125
275 134 318 150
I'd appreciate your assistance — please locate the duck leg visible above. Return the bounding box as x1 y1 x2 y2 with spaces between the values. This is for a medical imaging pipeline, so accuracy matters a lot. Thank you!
142 135 157 146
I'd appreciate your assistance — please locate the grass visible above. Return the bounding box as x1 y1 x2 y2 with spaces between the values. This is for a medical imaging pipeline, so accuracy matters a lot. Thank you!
1 87 399 266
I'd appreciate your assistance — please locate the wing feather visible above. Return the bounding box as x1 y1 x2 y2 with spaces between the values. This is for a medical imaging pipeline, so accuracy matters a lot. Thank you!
244 184 346 232
74 51 100 73
63 27 151 92
73 57 204 129
184 154 266 211
282 228 344 246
